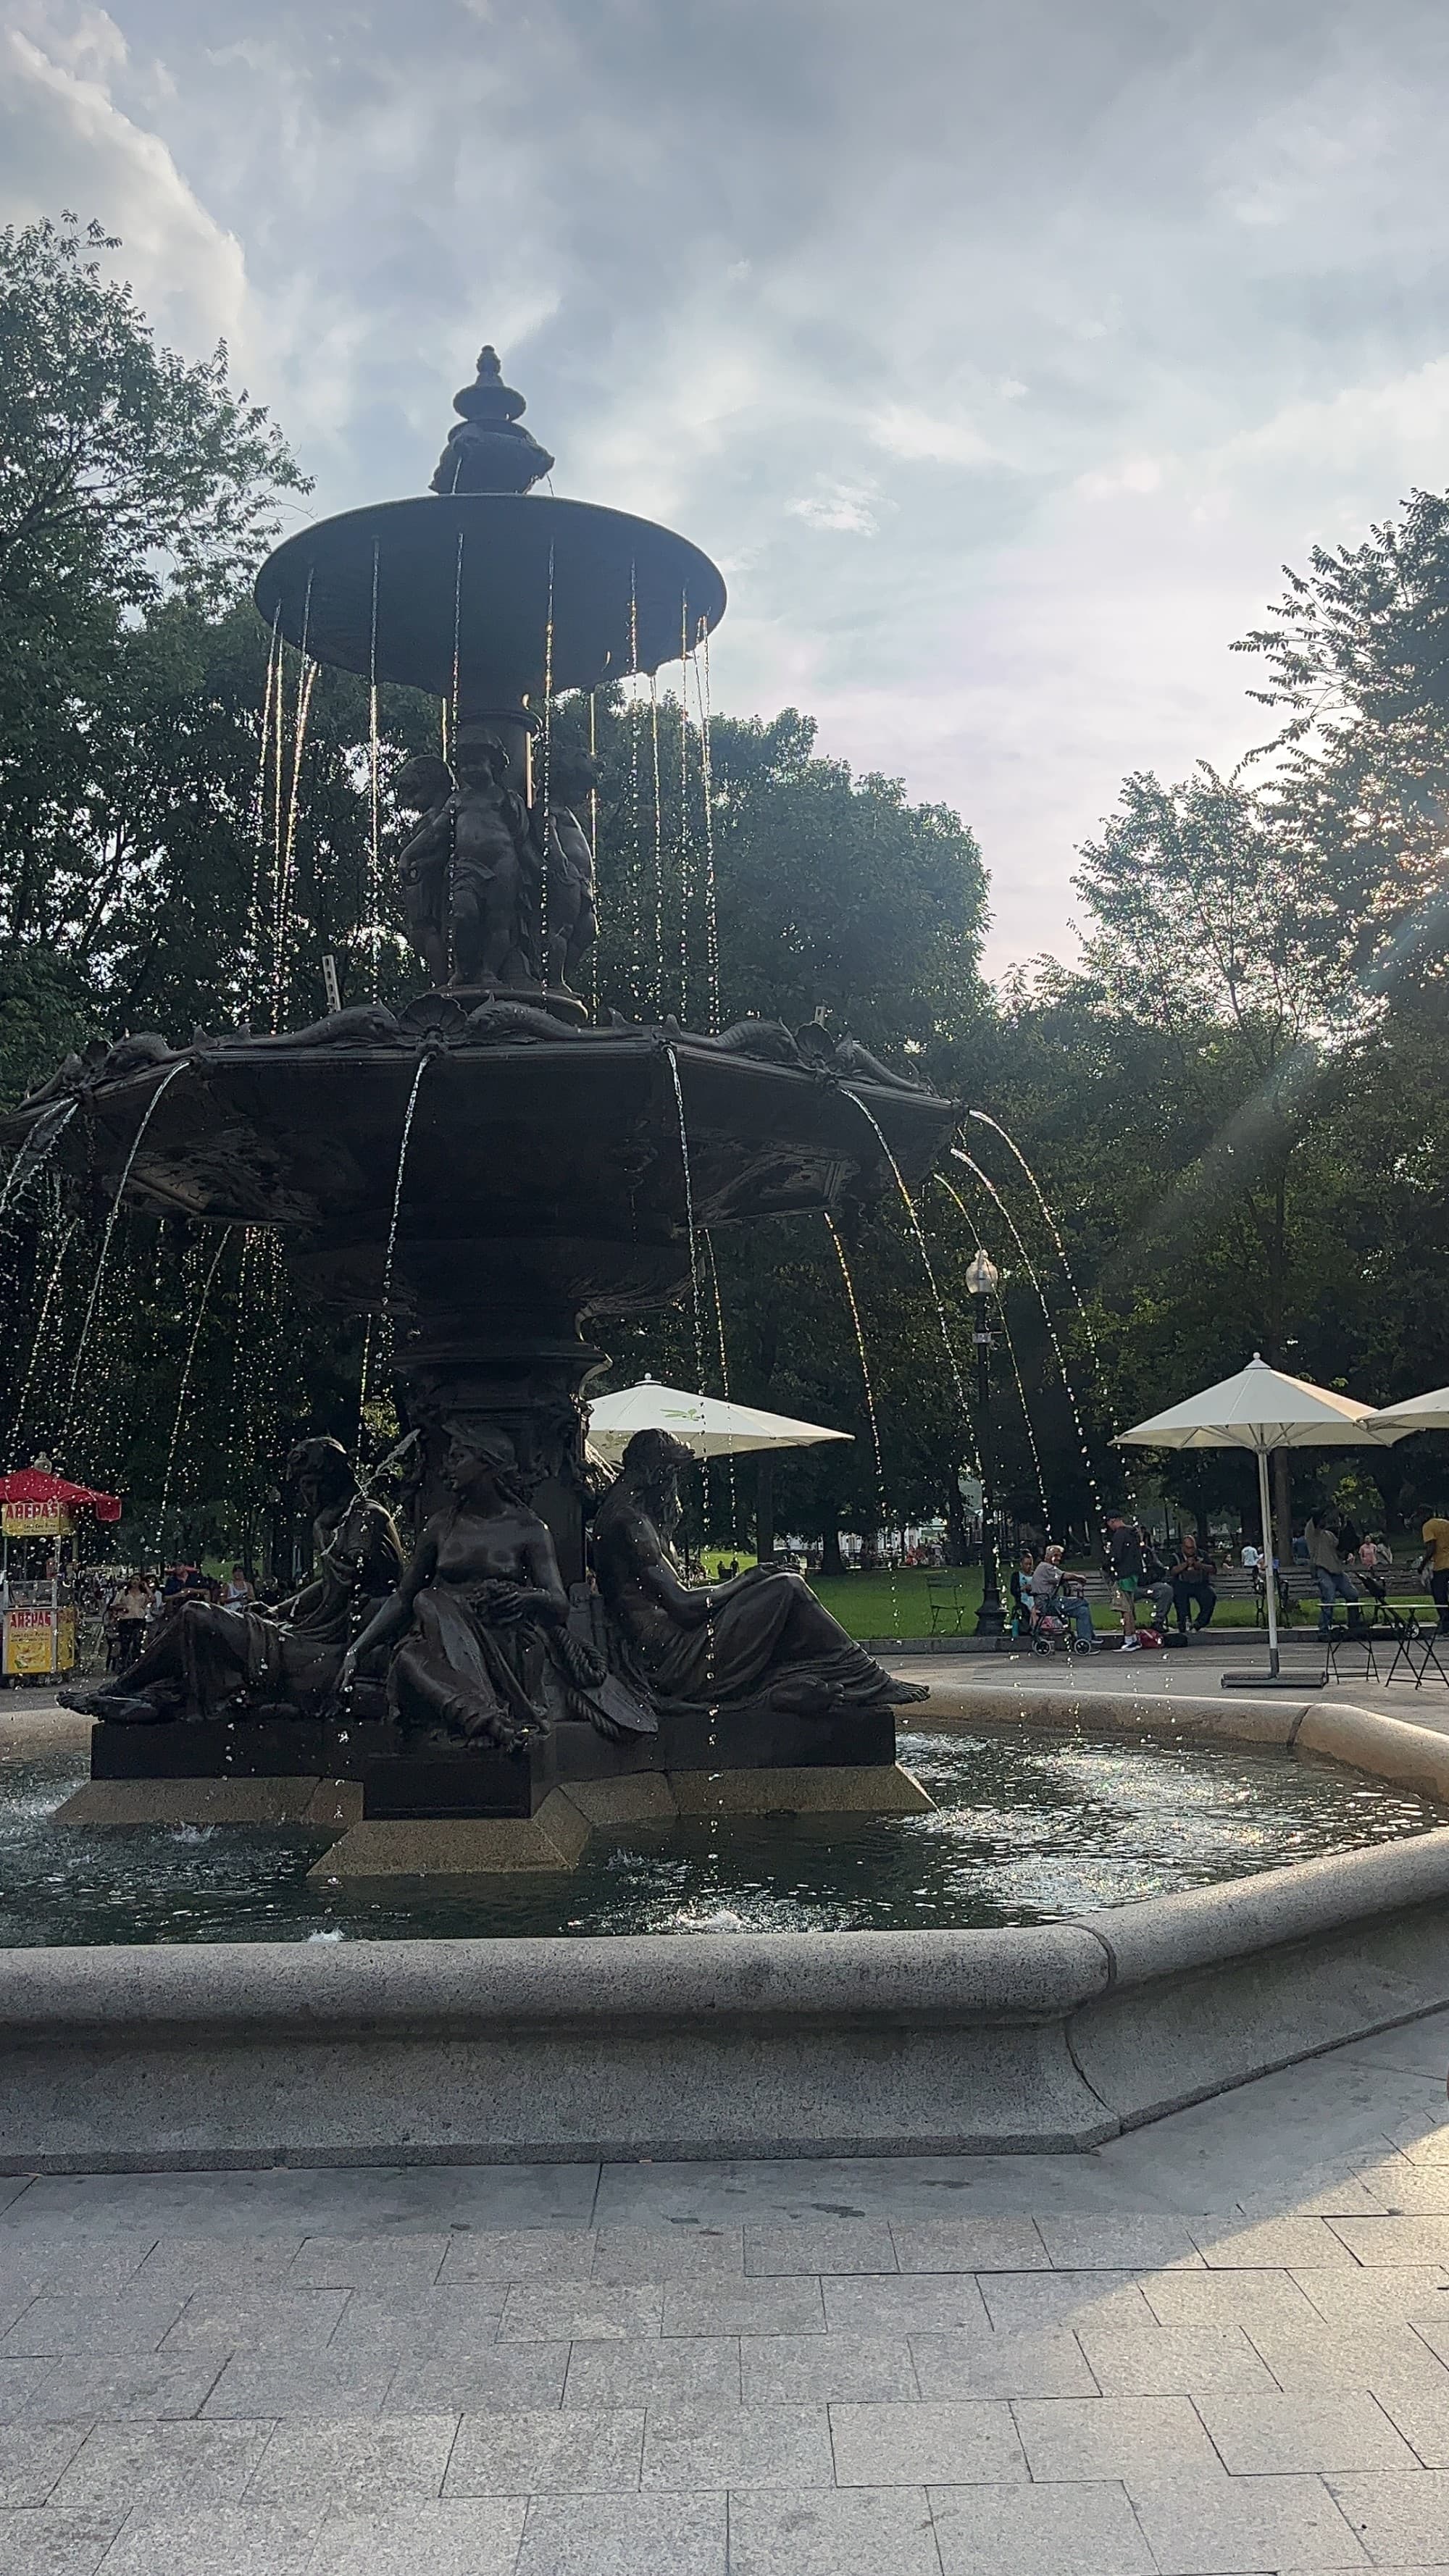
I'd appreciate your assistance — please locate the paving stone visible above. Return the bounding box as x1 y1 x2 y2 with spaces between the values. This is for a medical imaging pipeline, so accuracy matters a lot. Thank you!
743 2333 916 2404
1190 2217 1361 2267
0 2292 184 2359
135 2236 304 2293
1196 2387 1420 2472
909 2329 1095 2399
1129 2469 1371 2572
824 2275 988 2335
0 2248 151 2301
562 2336 738 2409
1013 2391 1219 2480
1034 2216 1201 2272
1140 2267 1324 2330
501 2283 662 2343
889 2220 1047 2274
640 2401 831 2488
743 2221 895 2276
1075 2322 1276 2396
1369 2372 1449 2467
201 2352 396 2418
291 2236 450 2290
831 2397 1026 2485
248 2412 459 2504
1330 2215 1449 2266
327 2286 506 2354
309 2497 528 2575
21 2354 224 2422
438 2232 597 2286
385 2344 569 2413
976 2270 1154 2334
590 2229 741 2284
1248 2323 1449 2393
663 2278 822 2338
0 2379 52 2431
446 2407 642 2494
99 2501 327 2575
162 2287 348 2351
1358 2150 1449 2207
514 2490 726 2575
0 2431 85 2508
929 2476 1155 2575
729 2484 942 2575
1297 2267 1449 2330
1328 2470 1449 2565
50 2420 268 2511
0 2511 120 2574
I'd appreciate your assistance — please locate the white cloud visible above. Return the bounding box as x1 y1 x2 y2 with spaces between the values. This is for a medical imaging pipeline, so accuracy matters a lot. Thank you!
788 484 880 535
0 10 246 356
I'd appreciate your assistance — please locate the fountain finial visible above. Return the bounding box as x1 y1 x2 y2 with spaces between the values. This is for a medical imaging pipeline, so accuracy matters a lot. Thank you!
430 346 555 497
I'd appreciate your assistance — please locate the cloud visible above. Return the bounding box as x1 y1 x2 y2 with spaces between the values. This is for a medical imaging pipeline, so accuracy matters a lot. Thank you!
0 7 246 354
4 0 1449 972
789 483 880 535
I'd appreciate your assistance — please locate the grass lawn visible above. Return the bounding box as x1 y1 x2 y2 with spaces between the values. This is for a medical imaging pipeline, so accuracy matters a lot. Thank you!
803 1563 1437 1642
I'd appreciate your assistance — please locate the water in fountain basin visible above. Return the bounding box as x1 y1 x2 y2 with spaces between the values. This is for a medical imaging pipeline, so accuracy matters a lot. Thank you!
7 1725 1445 1943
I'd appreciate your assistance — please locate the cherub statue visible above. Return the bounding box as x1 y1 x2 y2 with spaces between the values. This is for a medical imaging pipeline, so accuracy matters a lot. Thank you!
534 744 600 993
393 742 535 990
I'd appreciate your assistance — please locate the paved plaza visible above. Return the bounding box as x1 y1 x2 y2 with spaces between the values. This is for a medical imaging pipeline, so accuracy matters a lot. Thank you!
1 2007 1449 2572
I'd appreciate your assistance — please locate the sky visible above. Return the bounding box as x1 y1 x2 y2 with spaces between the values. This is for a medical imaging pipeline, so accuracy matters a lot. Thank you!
5 0 1449 974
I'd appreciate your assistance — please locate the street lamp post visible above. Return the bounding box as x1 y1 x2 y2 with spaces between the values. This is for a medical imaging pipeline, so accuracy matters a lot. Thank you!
965 1247 1005 1637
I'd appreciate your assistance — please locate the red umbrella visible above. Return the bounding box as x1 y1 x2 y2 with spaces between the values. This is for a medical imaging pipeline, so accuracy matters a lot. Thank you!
0 1470 122 1524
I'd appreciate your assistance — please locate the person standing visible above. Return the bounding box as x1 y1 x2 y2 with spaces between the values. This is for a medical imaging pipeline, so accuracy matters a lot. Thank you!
1417 1511 1449 1634
1306 1511 1361 1638
1106 1515 1144 1650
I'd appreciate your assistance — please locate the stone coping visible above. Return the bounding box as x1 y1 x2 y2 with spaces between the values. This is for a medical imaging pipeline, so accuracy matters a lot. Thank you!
4 1692 1449 2169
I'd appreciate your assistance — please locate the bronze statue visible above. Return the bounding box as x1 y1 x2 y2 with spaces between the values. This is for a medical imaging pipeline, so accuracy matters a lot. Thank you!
64 1438 404 1724
393 753 455 987
393 741 535 990
591 1429 928 1720
535 744 599 992
341 1426 615 1749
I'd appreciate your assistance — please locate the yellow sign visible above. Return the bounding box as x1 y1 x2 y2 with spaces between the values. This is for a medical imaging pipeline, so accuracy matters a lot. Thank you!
4 1608 56 1675
1 1502 72 1539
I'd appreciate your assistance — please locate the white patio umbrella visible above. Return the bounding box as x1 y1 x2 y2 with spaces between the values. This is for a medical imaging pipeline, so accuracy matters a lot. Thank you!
587 1376 854 1465
1115 1353 1409 1684
1366 1384 1449 1431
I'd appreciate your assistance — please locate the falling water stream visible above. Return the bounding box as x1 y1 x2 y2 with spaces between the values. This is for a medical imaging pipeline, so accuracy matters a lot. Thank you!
359 1056 432 1432
824 1213 899 1635
969 1109 1101 1372
693 622 721 1036
666 1049 720 1828
59 1061 190 1452
843 1092 976 1446
935 1174 1053 1546
703 1231 739 1542
154 1227 235 1546
0 1098 78 1223
9 1214 78 1468
949 1145 1111 1551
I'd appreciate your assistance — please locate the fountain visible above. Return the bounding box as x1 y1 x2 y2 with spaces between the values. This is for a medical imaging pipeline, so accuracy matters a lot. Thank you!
1 345 953 1875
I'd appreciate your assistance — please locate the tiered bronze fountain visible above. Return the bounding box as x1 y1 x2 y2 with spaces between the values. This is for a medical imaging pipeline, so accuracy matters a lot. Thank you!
12 350 953 1873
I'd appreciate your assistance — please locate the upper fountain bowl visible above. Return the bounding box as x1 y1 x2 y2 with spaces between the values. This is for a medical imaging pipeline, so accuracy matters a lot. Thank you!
254 492 727 706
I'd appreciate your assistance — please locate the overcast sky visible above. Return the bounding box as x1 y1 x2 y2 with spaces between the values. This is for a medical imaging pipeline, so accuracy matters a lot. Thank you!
5 0 1449 971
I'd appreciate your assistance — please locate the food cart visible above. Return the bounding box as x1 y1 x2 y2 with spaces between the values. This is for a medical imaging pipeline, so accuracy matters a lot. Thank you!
0 1469 121 1677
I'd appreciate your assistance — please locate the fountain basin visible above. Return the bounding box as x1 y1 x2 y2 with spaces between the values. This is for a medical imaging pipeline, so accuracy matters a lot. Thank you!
6 1699 1449 2167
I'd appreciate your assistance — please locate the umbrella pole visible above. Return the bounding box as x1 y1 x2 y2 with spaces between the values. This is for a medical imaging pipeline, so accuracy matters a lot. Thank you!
1257 1447 1279 1678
